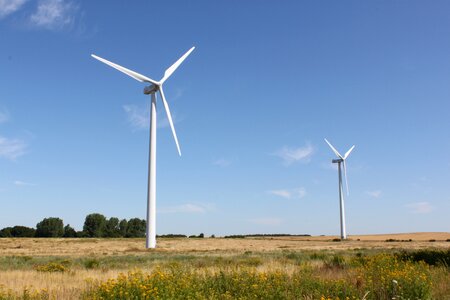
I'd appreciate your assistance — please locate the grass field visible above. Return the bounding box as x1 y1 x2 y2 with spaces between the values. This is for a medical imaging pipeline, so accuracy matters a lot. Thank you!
0 232 449 299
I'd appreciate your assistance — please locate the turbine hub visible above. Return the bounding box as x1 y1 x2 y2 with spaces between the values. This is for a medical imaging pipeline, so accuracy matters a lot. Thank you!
143 85 158 95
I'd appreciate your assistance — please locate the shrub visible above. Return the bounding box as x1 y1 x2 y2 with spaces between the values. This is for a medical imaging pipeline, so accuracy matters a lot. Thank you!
326 254 346 269
84 258 101 269
224 235 245 239
396 249 450 267
34 261 70 273
157 234 187 238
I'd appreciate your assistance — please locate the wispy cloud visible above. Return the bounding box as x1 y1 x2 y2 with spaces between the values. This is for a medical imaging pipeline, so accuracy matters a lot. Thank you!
0 136 27 160
123 104 180 131
123 104 149 130
159 203 213 214
366 190 382 198
213 158 231 167
406 202 434 214
30 0 77 30
0 0 28 18
0 108 10 123
268 187 306 200
249 217 283 226
14 180 36 186
273 143 314 166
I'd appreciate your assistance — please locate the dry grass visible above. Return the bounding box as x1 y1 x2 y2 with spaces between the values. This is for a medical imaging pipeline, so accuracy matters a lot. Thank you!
0 269 125 299
0 232 448 299
1 232 449 256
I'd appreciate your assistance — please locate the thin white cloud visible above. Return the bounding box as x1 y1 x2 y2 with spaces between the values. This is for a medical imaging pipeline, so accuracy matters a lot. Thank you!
249 217 283 226
30 0 76 30
123 104 180 131
268 187 306 200
213 158 231 167
159 203 213 214
14 180 36 186
366 190 382 198
0 108 10 123
123 104 149 130
0 136 27 160
0 0 28 18
406 202 434 214
273 143 314 166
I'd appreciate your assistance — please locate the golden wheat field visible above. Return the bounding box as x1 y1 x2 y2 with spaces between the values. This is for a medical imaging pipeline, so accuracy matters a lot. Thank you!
0 233 449 299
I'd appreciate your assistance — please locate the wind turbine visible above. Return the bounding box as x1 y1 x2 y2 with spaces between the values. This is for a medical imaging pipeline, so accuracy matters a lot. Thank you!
324 138 355 240
91 47 195 248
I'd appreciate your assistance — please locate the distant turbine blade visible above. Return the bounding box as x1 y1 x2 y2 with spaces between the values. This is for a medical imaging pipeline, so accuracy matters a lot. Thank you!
324 138 343 159
91 54 159 85
343 160 350 196
344 145 355 159
160 47 195 84
159 87 181 156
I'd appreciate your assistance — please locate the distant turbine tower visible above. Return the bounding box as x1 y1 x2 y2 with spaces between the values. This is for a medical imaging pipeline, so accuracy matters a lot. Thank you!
324 138 355 240
92 47 195 248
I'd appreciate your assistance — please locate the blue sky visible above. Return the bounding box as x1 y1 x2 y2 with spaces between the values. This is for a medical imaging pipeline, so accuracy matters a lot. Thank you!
1 0 449 236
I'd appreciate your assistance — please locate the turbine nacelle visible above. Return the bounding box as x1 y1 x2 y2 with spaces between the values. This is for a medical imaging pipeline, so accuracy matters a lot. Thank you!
324 138 355 196
143 85 159 95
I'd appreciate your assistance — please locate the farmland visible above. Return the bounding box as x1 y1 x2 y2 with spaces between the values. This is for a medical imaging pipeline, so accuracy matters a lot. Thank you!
0 232 449 299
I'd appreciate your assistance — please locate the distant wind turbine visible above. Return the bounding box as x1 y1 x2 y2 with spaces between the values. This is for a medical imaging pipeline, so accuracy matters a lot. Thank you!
92 47 195 248
324 138 355 240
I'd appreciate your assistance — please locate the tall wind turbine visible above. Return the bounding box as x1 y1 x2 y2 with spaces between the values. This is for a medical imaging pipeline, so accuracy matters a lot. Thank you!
91 47 195 248
324 138 355 240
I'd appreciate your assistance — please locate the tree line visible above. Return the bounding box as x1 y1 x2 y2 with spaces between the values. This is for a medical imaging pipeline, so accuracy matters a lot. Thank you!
0 213 146 238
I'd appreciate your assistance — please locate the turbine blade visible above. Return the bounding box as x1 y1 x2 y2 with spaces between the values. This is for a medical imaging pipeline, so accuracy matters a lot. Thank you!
91 54 159 85
160 47 195 84
324 138 343 159
159 87 181 156
344 145 355 159
343 161 350 196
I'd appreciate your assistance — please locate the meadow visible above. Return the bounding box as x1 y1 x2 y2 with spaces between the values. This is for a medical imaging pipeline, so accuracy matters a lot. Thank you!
0 233 448 299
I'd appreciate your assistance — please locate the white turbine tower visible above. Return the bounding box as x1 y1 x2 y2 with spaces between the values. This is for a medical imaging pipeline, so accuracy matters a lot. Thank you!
91 47 195 248
324 138 355 240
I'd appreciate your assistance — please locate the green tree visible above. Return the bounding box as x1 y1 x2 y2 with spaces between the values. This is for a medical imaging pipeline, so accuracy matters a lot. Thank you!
83 213 107 237
36 217 64 237
104 217 121 237
0 227 12 238
63 224 77 237
11 226 36 237
119 219 128 237
126 218 146 238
